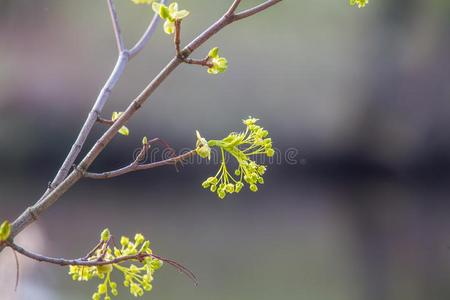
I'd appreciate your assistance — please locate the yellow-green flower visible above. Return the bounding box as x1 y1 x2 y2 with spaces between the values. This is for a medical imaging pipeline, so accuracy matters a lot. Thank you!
68 229 162 300
199 117 273 199
152 2 190 35
207 47 228 75
196 130 211 160
349 0 368 8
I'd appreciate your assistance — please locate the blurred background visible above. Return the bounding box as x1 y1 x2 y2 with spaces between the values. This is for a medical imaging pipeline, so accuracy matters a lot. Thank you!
1 0 450 299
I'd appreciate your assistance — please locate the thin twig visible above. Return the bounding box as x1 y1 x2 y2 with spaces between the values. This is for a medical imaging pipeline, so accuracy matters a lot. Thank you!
97 116 115 126
234 0 282 20
12 249 19 292
5 0 283 249
183 58 213 68
225 0 242 17
175 20 182 57
82 241 104 260
175 20 212 67
107 0 125 53
85 150 196 179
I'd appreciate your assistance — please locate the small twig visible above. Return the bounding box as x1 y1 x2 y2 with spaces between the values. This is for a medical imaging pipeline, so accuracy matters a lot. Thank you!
84 150 196 180
183 57 213 68
97 238 112 261
82 241 104 260
225 0 243 17
107 0 125 53
152 254 198 286
97 116 115 126
12 249 19 292
175 20 212 68
234 0 282 21
175 20 182 57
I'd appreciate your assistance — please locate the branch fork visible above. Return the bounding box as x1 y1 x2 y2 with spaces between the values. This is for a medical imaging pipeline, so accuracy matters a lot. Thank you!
3 0 283 250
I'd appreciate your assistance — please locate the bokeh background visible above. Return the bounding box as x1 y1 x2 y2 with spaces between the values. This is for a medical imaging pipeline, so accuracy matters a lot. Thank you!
1 0 450 299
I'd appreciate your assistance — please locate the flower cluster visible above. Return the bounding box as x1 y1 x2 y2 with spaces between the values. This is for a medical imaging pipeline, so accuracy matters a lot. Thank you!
68 229 163 300
111 112 130 136
207 47 228 75
152 2 190 35
0 220 11 242
349 0 369 8
197 117 274 199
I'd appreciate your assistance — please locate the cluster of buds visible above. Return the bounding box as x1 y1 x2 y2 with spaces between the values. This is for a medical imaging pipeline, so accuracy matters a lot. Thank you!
68 229 162 300
152 2 190 35
197 117 274 199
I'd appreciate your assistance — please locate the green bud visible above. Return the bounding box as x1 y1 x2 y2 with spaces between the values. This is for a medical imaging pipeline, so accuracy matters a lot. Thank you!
234 169 241 176
160 5 170 19
250 184 258 192
135 233 145 245
98 283 107 294
0 220 11 241
210 185 217 192
202 180 210 189
120 236 130 247
226 184 234 193
235 182 244 193
208 47 219 58
196 130 211 160
118 126 130 136
257 166 266 175
140 240 151 252
152 259 163 270
142 136 148 145
100 228 110 242
251 173 258 182
266 149 275 157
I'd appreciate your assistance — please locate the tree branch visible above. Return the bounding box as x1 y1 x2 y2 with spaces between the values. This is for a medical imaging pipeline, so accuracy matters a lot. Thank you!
4 0 283 250
107 0 125 53
42 1 166 198
6 241 198 285
84 150 196 180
